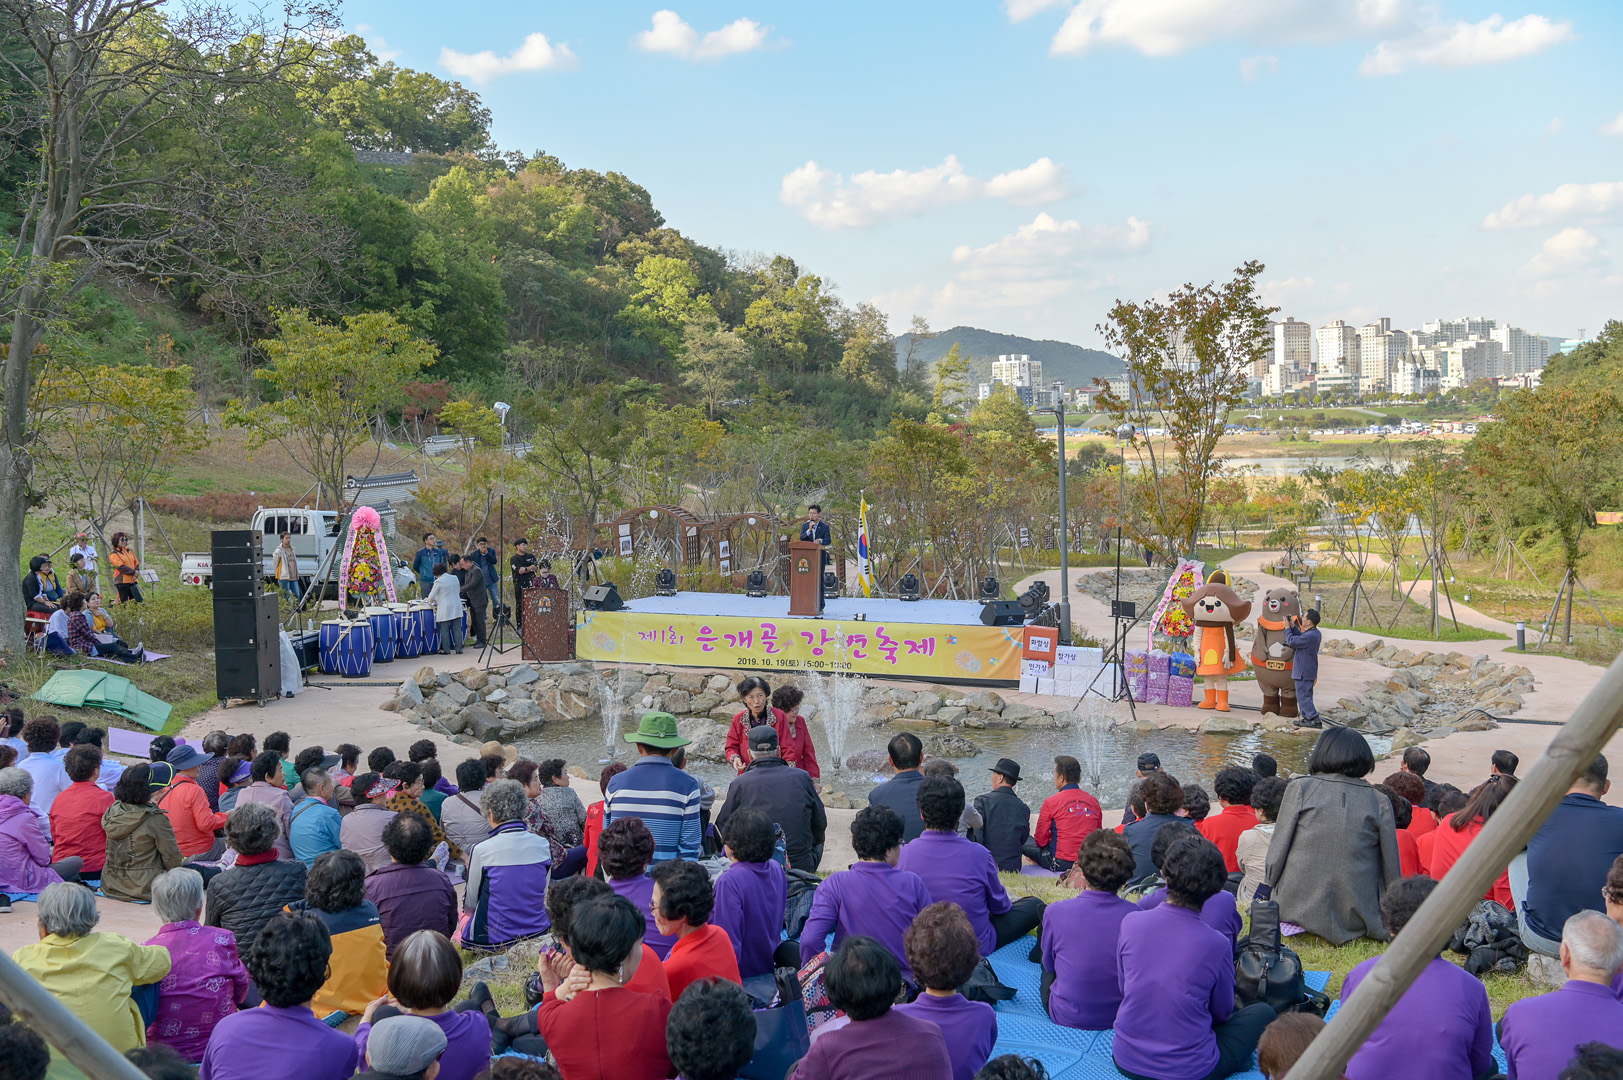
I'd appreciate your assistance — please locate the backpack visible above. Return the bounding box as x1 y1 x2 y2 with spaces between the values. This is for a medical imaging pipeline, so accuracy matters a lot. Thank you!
784 868 821 941
1235 892 1327 1015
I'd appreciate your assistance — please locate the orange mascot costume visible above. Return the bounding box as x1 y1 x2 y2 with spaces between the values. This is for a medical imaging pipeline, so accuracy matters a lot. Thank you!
1180 569 1252 712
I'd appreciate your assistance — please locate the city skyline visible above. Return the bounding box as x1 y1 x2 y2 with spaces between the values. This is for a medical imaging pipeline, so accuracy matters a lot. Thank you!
335 1 1621 349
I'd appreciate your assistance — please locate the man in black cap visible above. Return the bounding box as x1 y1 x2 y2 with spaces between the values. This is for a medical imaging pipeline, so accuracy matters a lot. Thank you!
1121 752 1162 826
968 757 1032 873
714 725 827 872
509 539 537 628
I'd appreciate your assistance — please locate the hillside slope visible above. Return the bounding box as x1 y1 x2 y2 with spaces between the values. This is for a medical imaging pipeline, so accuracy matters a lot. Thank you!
895 325 1124 388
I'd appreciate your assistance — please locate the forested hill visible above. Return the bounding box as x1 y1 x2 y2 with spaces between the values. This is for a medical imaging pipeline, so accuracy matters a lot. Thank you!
895 326 1123 387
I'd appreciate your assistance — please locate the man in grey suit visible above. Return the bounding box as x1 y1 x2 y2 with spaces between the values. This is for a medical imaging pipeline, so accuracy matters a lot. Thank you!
866 732 926 843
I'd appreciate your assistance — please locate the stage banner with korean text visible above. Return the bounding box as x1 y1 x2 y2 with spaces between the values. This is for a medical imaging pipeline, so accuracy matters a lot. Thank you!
577 610 1023 682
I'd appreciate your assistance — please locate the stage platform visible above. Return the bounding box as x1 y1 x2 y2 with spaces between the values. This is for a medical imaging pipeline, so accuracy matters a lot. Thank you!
576 591 1022 683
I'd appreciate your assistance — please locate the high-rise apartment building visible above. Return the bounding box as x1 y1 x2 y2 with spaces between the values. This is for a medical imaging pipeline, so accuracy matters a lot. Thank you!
1316 320 1360 375
1359 319 1408 392
991 354 1042 388
1490 326 1550 374
1424 316 1497 341
1270 318 1313 380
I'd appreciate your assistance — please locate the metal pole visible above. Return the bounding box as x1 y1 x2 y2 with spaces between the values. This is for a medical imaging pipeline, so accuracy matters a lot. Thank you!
1284 649 1623 1080
1056 398 1071 645
0 951 153 1080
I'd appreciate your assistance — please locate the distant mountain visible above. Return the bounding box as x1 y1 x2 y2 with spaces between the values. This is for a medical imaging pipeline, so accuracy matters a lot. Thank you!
893 325 1124 389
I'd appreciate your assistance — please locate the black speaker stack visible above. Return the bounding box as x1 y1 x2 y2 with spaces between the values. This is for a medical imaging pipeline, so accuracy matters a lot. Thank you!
582 583 624 611
211 530 281 706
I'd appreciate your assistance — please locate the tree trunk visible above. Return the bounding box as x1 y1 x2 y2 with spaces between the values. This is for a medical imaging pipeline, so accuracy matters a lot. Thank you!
0 304 44 653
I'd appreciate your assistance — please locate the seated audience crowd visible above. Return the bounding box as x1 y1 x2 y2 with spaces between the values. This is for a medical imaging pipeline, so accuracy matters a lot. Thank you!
5 713 1623 1080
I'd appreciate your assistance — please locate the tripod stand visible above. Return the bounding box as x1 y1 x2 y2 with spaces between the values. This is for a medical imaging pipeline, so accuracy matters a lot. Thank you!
479 495 520 669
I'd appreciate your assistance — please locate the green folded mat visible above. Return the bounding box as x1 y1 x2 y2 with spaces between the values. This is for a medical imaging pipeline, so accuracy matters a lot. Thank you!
32 669 172 730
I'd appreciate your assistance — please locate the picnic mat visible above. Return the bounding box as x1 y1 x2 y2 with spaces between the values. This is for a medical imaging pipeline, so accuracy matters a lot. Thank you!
91 650 172 666
32 669 172 730
984 937 1334 1080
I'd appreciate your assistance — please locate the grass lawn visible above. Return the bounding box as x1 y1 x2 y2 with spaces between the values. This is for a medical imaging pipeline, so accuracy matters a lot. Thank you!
1292 564 1506 642
6 643 216 739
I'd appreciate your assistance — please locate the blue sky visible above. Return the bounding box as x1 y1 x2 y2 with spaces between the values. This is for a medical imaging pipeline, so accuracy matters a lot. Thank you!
340 1 1622 348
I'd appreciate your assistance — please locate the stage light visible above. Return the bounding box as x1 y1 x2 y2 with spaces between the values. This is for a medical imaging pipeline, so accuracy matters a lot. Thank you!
1017 587 1045 618
898 573 922 601
654 568 677 596
583 583 624 611
745 570 767 597
822 570 838 599
1031 579 1051 604
978 575 1001 601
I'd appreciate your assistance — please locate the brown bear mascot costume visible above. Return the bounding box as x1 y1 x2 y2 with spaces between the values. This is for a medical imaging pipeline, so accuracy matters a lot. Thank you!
1180 569 1252 712
1251 586 1301 717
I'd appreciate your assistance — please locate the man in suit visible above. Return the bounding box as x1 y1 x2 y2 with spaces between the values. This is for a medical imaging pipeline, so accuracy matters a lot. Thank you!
800 503 831 613
458 554 489 648
969 758 1031 872
866 732 926 842
1286 608 1323 728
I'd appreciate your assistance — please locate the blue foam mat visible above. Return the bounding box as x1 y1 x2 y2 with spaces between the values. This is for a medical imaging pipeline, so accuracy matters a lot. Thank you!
983 937 1334 1080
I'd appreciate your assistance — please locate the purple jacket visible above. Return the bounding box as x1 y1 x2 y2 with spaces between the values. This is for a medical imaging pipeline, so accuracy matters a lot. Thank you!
1501 979 1623 1080
356 1008 489 1080
1342 954 1493 1080
610 872 678 959
1137 886 1242 947
895 992 997 1080
364 861 458 960
1113 903 1235 1080
791 1007 952 1080
711 858 788 978
897 829 1012 955
0 793 61 893
1043 889 1139 1029
144 920 251 1062
799 861 933 982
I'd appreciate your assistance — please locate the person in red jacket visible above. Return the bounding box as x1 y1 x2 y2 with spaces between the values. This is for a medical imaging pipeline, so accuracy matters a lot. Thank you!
582 762 626 878
49 746 115 875
1430 775 1516 907
1374 783 1423 877
769 685 821 782
1383 771 1436 838
1021 755 1101 872
651 858 741 1001
155 744 229 858
1197 766 1259 873
724 677 784 774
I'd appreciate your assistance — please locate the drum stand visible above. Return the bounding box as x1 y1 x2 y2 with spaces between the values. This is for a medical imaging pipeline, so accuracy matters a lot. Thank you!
478 495 520 669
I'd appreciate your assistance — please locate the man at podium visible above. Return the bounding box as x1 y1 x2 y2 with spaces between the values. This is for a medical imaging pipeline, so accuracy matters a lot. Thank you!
800 504 831 613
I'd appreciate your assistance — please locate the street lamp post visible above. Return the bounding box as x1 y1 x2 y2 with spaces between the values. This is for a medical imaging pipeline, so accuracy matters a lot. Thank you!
1036 400 1072 645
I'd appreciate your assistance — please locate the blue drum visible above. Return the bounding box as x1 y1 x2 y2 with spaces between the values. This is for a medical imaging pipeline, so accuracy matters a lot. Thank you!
365 606 396 664
411 601 437 654
321 620 373 678
390 603 418 659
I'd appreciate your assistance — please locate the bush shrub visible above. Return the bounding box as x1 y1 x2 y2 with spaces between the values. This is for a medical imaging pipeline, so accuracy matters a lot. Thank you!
111 585 215 653
147 491 307 524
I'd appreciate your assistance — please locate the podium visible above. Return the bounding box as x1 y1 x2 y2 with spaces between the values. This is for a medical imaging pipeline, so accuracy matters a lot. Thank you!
788 540 825 616
519 587 573 661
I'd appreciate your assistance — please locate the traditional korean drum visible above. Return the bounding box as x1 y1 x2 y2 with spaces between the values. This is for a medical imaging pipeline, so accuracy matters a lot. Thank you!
321 620 373 678
410 601 437 654
365 606 396 664
390 603 418 659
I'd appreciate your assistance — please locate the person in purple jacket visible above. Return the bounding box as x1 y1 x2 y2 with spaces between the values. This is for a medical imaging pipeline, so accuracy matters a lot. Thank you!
712 808 791 978
365 812 457 961
896 903 998 1080
1042 829 1140 1029
1340 875 1494 1080
790 935 951 1080
354 930 492 1080
1498 911 1623 1080
799 805 933 985
1136 821 1242 948
1114 834 1275 1080
897 776 1045 955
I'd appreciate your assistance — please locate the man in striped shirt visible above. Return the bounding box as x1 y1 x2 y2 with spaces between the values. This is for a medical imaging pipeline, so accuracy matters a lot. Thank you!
605 712 704 862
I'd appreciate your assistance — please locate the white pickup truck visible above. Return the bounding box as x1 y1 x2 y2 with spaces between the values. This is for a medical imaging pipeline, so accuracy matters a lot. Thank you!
180 508 344 589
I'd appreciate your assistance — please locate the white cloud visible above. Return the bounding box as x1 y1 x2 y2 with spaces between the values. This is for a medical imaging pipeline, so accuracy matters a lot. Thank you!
1547 116 1564 134
439 33 578 84
1004 0 1072 21
983 158 1079 206
1520 227 1607 279
1359 14 1572 76
1239 54 1278 81
634 10 772 60
780 155 1076 228
1602 113 1623 137
950 212 1149 278
354 23 401 62
1260 276 1318 306
1483 182 1623 229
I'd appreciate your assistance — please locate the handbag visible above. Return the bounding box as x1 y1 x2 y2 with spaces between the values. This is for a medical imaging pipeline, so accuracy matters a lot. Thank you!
1235 894 1317 1014
960 956 1016 1004
739 965 811 1080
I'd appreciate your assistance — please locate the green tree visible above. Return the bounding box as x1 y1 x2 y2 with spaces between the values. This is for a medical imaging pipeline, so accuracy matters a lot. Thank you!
438 399 504 451
931 343 971 416
1096 261 1276 554
622 255 714 355
837 303 896 393
227 309 436 507
410 166 508 377
679 317 751 418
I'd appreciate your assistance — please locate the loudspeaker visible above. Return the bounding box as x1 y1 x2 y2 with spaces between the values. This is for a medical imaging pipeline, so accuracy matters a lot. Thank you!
582 583 623 611
214 593 280 702
210 576 261 600
980 599 1026 626
211 530 262 565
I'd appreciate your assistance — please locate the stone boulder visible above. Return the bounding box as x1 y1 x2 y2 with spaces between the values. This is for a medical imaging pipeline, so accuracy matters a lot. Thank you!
664 689 694 716
1453 712 1499 732
961 690 1005 714
998 703 1049 725
507 665 540 688
689 690 723 714
484 688 510 705
935 705 968 725
708 674 732 694
821 789 860 810
1390 727 1423 749
1197 713 1253 735
459 704 505 743
457 668 489 692
676 719 729 762
670 671 705 693
414 665 440 687
922 733 978 758
844 749 894 774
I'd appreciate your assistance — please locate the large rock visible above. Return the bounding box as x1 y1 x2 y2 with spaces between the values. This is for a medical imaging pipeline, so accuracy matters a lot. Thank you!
1197 713 1253 735
426 691 459 716
689 690 723 714
922 733 978 758
709 704 741 723
1453 712 1499 732
670 671 705 693
998 703 1049 725
664 689 694 715
458 668 490 691
484 688 510 705
507 665 540 687
676 719 729 762
459 704 505 743
561 674 592 697
498 699 542 725
443 683 477 708
414 665 440 687
1390 727 1423 749
935 706 968 725
844 749 894 774
707 674 732 694
961 690 1005 714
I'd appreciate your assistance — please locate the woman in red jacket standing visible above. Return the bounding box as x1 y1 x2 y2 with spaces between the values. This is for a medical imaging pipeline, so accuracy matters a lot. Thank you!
770 685 821 782
724 677 784 773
